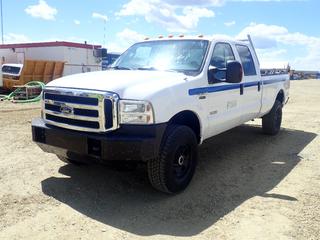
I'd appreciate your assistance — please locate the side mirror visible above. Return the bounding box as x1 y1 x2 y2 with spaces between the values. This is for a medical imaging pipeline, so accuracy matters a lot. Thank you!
226 61 243 83
208 65 218 84
208 60 243 84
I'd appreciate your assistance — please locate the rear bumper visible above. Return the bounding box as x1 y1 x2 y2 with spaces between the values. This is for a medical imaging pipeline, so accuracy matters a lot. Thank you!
32 118 167 162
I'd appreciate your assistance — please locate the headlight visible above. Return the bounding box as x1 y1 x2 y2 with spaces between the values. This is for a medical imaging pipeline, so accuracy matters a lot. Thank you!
119 100 154 124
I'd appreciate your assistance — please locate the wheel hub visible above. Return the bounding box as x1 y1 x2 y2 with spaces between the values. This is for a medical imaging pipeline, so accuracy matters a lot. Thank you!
173 145 193 180
178 155 185 166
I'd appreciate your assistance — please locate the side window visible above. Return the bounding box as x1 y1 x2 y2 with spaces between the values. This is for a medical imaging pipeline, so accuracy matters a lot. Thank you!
210 43 235 69
209 43 235 83
236 45 257 76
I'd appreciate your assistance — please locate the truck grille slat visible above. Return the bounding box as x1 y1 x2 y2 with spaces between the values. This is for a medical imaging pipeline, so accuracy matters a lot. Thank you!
43 88 119 133
45 104 99 117
44 99 99 110
46 114 100 129
45 93 99 106
45 110 99 121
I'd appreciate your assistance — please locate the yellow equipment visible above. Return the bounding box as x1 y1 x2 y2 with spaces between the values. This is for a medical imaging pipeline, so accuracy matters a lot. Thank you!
2 60 65 90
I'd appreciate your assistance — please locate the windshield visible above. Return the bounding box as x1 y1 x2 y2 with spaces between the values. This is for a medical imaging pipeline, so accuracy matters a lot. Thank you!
112 40 209 75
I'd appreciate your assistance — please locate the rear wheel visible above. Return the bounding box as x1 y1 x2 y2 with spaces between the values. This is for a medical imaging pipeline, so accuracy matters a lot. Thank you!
147 125 198 194
262 100 283 135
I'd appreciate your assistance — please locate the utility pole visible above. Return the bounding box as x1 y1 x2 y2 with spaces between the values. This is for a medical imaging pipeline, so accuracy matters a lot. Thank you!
0 0 4 44
103 19 106 48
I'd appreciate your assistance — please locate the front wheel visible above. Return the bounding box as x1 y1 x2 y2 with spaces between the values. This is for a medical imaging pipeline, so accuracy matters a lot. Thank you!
262 100 283 135
147 125 198 194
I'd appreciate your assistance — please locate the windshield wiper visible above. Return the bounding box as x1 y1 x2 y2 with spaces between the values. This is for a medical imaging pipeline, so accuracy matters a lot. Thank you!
136 67 157 71
165 69 180 73
111 66 132 70
137 67 182 73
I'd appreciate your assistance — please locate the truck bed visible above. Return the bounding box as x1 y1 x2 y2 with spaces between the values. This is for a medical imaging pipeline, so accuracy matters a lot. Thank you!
260 69 289 82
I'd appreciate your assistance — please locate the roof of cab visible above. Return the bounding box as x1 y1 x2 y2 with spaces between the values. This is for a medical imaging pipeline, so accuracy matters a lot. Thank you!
139 35 249 46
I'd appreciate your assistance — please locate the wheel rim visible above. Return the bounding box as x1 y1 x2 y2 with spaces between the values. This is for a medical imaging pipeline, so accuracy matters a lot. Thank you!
173 145 192 180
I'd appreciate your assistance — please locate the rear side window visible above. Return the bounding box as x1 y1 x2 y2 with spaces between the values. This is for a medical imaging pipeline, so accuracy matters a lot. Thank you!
236 45 257 76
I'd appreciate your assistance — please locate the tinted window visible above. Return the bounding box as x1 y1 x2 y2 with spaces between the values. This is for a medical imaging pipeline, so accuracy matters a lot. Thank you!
2 65 21 75
210 43 235 69
210 43 235 81
236 45 257 76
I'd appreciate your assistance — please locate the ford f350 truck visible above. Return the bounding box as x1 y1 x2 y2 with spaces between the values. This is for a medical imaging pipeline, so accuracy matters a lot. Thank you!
32 35 289 193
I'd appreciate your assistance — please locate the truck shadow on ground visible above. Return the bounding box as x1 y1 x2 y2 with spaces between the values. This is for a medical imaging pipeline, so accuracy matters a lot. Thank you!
41 124 317 236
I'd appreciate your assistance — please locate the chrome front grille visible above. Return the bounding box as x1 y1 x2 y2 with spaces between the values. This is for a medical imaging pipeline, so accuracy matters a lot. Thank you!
43 87 119 132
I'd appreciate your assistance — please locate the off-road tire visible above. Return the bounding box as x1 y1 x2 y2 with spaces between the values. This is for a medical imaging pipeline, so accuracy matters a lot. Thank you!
147 125 198 194
262 100 283 135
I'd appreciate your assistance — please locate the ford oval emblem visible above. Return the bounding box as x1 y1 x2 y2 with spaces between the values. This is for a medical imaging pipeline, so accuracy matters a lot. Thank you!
60 105 73 115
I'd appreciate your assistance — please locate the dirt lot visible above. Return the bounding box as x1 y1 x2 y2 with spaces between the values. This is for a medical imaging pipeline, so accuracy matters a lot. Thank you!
0 80 319 240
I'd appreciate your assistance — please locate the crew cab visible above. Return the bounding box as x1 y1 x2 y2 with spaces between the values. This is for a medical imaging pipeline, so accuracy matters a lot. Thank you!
32 35 290 193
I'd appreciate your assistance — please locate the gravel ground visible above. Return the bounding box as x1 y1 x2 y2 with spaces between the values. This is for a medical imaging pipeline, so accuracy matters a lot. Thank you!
0 80 319 240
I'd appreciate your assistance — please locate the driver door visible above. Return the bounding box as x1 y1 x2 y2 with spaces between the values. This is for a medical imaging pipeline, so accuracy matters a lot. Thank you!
205 42 243 136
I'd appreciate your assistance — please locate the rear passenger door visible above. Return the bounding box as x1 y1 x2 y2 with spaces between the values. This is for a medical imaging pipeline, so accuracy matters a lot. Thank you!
235 45 262 122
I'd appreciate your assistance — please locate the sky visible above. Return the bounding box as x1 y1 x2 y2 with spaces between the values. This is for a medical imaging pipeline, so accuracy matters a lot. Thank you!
1 0 320 70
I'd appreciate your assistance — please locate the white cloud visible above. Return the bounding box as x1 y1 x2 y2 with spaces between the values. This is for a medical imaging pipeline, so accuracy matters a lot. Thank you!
236 22 320 70
116 0 214 32
92 12 108 22
230 0 304 2
291 41 320 70
258 49 287 58
236 22 319 49
109 22 320 70
209 34 233 40
237 22 288 39
74 20 80 25
224 20 236 27
107 28 150 52
257 49 288 69
25 0 57 21
117 28 146 44
116 0 302 32
107 28 146 52
163 0 225 6
4 33 31 43
236 23 285 49
178 7 214 29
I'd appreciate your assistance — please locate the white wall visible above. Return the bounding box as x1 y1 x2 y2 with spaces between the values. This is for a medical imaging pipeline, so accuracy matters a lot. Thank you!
63 47 101 75
0 49 18 63
0 67 2 87
0 46 102 76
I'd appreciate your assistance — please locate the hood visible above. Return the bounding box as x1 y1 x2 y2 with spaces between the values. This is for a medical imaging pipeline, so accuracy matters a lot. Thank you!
46 70 188 99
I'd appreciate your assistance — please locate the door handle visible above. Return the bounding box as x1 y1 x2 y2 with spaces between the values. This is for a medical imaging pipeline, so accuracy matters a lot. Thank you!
240 84 244 95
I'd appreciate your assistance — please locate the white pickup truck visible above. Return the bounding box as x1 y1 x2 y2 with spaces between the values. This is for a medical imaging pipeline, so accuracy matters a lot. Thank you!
32 35 289 193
